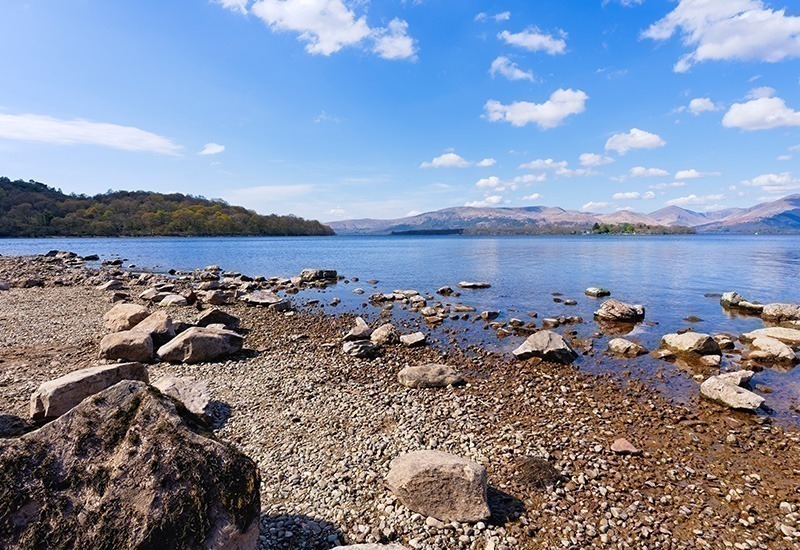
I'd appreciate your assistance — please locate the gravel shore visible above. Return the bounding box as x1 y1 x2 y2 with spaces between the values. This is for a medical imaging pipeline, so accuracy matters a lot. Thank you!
1 255 799 549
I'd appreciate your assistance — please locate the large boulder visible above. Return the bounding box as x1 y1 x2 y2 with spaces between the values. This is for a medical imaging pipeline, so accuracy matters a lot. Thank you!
385 450 490 523
593 299 645 323
700 375 764 411
660 332 721 357
344 317 372 341
371 323 400 345
99 331 154 363
398 364 465 388
749 337 798 364
512 330 578 364
741 327 800 347
2 381 260 549
720 291 744 309
197 308 240 330
300 269 337 282
152 376 212 421
761 303 800 322
131 310 175 347
157 327 243 364
607 338 648 357
103 303 149 332
29 362 149 421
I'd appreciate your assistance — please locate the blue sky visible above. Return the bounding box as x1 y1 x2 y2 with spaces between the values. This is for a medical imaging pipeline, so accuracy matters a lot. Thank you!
1 0 800 221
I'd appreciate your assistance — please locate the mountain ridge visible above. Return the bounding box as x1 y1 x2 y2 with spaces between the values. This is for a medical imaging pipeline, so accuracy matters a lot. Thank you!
328 194 800 235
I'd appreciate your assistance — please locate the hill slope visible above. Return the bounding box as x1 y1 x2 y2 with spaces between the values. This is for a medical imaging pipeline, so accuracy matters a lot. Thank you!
0 177 334 237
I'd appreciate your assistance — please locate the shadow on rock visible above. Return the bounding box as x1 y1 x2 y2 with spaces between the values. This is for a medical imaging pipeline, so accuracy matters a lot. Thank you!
207 400 232 429
0 414 34 438
259 513 345 549
487 486 526 525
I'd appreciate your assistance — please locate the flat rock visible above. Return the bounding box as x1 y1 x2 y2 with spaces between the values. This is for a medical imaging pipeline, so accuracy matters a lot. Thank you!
240 290 291 311
607 338 648 357
400 332 427 347
29 362 149 420
385 450 490 523
159 294 188 307
103 303 149 332
5 381 259 549
513 330 578 364
398 364 465 388
761 303 800 322
157 327 243 364
131 310 175 347
750 336 799 364
718 370 755 387
457 281 490 289
99 330 154 363
197 308 240 329
97 279 124 291
660 332 721 356
344 317 372 341
152 376 212 421
700 375 765 411
594 299 645 323
370 323 400 345
611 438 640 455
741 327 800 347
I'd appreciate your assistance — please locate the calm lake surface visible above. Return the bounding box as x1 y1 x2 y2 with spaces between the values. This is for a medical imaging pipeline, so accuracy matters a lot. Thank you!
2 234 799 422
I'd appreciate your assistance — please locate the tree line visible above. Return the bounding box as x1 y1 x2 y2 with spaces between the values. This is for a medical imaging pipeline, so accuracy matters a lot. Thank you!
0 178 334 237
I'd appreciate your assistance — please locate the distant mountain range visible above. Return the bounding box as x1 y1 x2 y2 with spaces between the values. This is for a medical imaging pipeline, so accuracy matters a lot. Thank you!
328 194 800 235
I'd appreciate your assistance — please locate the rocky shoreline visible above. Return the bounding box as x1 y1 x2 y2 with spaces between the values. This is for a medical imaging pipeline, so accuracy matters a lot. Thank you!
1 252 800 549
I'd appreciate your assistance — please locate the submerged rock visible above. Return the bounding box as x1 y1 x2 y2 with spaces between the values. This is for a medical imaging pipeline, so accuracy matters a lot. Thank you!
513 330 578 364
749 337 798 364
2 381 260 549
385 450 490 523
607 338 648 357
660 332 721 357
700 374 764 411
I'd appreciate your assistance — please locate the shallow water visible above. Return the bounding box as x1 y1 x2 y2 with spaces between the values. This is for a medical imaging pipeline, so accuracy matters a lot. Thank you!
2 234 799 422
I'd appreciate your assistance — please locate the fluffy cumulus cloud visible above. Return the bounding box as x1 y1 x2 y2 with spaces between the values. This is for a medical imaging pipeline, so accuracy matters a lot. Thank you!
498 28 567 55
665 194 725 206
605 128 666 154
465 195 503 207
476 176 517 192
420 152 470 168
199 142 225 155
517 158 595 178
521 193 542 201
489 57 535 82
688 97 720 114
675 168 721 179
579 153 613 167
477 158 496 167
744 172 800 193
643 0 800 72
629 166 669 178
612 191 641 200
642 191 656 199
581 201 610 211
220 0 416 60
722 92 800 130
484 89 588 129
0 112 182 155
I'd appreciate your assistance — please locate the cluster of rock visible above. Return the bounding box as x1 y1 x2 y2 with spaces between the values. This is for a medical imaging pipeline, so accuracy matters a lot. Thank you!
341 316 428 358
721 291 800 324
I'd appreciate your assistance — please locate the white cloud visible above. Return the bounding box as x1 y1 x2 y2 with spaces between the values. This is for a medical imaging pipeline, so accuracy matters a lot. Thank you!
518 158 568 170
240 0 416 59
581 201 610 211
514 173 547 184
613 191 641 200
372 18 417 60
790 144 800 151
722 94 800 130
746 86 776 99
675 168 721 179
420 152 470 168
484 89 588 129
605 128 666 154
475 176 514 191
0 112 182 155
744 172 800 193
612 0 644 6
199 142 225 155
649 181 687 189
665 194 725 206
477 158 496 167
475 11 511 22
521 193 542 201
688 97 719 115
489 57 535 82
629 166 669 178
643 0 800 72
778 154 792 161
642 191 656 199
579 152 613 166
465 195 503 207
498 28 567 55
327 206 348 217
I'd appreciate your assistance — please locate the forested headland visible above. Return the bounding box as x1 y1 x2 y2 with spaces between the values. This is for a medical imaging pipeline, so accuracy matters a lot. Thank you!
0 178 334 237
